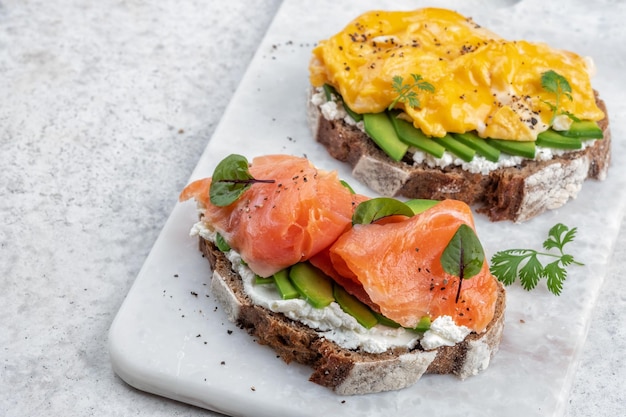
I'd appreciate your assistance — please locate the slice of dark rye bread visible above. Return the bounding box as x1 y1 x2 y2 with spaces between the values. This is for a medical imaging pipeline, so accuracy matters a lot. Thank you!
200 237 506 395
307 88 611 222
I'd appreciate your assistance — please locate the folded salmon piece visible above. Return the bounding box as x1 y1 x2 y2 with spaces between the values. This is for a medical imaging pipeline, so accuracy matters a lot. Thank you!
180 154 365 277
326 199 498 333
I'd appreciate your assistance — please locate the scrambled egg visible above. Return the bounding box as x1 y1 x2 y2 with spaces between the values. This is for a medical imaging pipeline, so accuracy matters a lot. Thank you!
309 8 604 141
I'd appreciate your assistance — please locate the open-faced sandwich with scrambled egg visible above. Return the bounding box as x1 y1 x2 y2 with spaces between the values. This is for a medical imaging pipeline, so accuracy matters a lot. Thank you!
307 8 610 222
180 153 505 395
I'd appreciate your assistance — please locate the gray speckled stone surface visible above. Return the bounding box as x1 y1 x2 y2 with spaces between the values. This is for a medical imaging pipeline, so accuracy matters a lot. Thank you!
1 1 624 416
1 1 281 416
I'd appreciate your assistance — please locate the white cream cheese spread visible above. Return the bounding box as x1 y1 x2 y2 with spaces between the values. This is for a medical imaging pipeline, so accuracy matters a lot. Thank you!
191 221 473 354
311 87 596 175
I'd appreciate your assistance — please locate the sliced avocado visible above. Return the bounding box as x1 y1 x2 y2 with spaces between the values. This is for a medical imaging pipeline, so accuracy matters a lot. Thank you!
340 179 355 194
405 198 440 215
363 112 409 162
273 269 300 300
486 138 536 159
559 120 603 139
536 129 582 149
389 115 446 158
410 316 431 333
343 102 363 122
452 132 501 162
215 233 231 252
288 262 335 308
333 284 378 329
254 275 275 285
322 83 363 122
431 134 476 162
373 311 402 328
322 83 335 102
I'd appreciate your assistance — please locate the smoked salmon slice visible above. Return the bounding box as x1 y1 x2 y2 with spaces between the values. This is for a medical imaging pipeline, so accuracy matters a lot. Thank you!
179 154 361 277
328 199 498 333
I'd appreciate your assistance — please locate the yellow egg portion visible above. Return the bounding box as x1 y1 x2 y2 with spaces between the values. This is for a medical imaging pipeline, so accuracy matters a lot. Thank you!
309 8 604 140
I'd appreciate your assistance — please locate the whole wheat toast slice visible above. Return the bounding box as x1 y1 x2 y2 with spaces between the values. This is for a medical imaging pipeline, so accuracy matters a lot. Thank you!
307 89 611 222
201 237 506 396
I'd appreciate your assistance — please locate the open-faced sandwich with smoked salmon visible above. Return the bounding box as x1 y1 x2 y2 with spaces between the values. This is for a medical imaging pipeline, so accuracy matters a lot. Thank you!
179 153 505 395
307 8 610 222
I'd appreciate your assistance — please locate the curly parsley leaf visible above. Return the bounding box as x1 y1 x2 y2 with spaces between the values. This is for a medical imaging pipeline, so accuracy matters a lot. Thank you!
388 74 435 111
209 154 275 207
489 223 583 296
543 222 577 251
541 70 580 124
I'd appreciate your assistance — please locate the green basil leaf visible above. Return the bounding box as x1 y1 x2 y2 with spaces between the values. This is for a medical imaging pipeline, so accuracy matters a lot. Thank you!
440 224 485 280
209 154 254 207
352 197 414 225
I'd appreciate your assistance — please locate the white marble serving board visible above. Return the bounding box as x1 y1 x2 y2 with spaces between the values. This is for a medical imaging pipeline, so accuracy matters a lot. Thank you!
108 1 626 416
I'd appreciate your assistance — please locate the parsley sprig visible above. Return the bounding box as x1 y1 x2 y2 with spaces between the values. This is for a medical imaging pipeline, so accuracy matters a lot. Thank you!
541 70 580 124
489 223 583 296
388 74 435 111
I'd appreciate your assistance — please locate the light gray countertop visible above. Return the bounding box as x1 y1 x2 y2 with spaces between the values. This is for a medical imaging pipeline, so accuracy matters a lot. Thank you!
1 1 624 416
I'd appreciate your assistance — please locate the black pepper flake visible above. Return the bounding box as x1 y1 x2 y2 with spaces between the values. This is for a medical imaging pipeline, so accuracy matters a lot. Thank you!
196 334 201 338
227 330 233 335
221 361 226 365
191 291 198 297
251 386 256 392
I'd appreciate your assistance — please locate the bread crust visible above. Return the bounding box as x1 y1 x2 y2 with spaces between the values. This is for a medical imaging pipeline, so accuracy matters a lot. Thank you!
307 89 611 222
200 237 506 395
